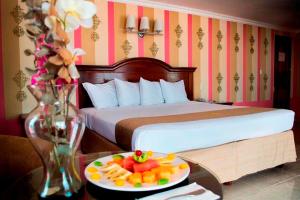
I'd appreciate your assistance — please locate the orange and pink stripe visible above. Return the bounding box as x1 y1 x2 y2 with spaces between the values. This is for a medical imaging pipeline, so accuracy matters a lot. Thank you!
257 27 261 102
226 21 231 102
138 6 144 57
208 18 213 101
188 14 192 67
164 10 170 64
108 1 115 64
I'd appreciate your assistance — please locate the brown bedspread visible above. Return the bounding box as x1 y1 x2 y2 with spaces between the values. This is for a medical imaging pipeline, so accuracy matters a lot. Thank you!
115 107 274 150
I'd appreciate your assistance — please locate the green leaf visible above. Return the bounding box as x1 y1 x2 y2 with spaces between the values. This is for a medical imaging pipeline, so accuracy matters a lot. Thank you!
45 33 54 43
41 93 56 106
24 11 35 19
24 49 34 56
25 67 38 75
38 73 55 81
36 47 50 57
44 62 62 75
25 32 37 41
25 23 42 36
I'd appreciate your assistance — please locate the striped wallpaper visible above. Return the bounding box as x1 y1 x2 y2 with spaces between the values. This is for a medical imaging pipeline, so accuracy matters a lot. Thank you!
75 1 274 104
1 0 274 119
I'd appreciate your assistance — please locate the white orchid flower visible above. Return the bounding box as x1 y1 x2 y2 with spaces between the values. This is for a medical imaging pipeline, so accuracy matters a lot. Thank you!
44 15 57 31
41 1 50 14
70 47 86 57
68 47 85 79
43 0 96 32
55 0 97 32
68 63 80 79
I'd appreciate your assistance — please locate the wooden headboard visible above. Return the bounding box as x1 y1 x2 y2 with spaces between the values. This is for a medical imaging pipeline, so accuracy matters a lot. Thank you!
77 57 196 108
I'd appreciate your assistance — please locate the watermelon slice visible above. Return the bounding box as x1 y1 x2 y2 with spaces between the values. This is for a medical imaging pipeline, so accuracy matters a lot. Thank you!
133 159 159 173
122 156 135 171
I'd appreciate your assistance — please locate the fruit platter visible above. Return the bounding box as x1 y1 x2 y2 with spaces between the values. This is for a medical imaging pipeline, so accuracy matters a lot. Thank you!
84 151 190 191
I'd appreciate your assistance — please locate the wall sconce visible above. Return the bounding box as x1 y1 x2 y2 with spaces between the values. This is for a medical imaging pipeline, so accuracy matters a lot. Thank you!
126 15 163 38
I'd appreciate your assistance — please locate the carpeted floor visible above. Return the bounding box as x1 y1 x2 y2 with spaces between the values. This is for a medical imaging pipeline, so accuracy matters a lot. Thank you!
223 122 300 200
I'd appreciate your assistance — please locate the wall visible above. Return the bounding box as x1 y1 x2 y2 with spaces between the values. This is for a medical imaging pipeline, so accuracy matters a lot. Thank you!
0 0 276 135
77 1 274 106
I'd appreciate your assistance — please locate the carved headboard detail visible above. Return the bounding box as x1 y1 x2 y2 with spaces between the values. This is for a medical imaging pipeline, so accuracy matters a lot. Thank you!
77 57 196 108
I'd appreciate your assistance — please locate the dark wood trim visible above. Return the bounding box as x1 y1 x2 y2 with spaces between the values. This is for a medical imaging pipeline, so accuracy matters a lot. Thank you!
77 57 196 108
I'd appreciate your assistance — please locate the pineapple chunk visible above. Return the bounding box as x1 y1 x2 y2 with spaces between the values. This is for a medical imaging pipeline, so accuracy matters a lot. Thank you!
158 170 171 180
128 173 142 185
171 166 180 174
142 171 156 183
101 163 132 181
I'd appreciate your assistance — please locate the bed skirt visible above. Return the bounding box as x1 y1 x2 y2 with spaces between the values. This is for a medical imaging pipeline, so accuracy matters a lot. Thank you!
178 130 297 183
80 129 296 183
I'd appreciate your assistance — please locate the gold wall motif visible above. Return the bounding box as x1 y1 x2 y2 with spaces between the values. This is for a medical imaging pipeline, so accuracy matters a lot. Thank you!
13 70 28 102
263 73 269 90
197 27 204 50
234 72 240 93
250 35 255 54
122 40 132 58
234 33 240 53
10 5 25 37
264 38 269 55
216 30 223 51
216 72 223 93
249 73 255 92
150 42 159 57
91 15 100 42
175 25 183 48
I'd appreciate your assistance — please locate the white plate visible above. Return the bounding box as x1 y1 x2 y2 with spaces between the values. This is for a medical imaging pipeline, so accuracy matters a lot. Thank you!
84 152 190 192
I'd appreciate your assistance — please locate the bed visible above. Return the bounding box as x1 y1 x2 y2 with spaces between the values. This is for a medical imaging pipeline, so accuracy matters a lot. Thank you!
77 57 297 183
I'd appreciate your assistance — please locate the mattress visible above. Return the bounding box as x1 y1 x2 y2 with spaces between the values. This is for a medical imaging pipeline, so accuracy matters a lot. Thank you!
81 101 295 153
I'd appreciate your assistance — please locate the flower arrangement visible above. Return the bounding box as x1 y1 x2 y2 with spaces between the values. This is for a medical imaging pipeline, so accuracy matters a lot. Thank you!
23 0 97 197
23 0 97 85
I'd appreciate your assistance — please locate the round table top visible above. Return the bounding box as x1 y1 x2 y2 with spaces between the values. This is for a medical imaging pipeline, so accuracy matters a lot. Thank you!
2 151 223 200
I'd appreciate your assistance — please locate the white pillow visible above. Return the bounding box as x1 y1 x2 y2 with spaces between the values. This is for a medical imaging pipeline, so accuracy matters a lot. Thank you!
159 79 189 103
114 79 140 106
82 81 118 108
139 78 164 105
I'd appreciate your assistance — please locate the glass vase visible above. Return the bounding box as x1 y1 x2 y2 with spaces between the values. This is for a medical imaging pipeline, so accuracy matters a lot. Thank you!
25 83 85 198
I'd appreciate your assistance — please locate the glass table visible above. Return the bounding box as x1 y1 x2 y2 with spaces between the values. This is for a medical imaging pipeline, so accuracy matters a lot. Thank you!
2 151 223 200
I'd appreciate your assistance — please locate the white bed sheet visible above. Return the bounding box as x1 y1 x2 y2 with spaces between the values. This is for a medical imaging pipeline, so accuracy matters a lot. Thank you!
81 101 295 153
